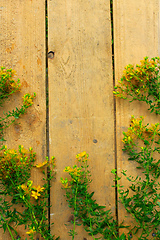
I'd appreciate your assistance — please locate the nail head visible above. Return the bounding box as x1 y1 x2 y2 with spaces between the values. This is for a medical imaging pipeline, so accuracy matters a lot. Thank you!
48 51 55 59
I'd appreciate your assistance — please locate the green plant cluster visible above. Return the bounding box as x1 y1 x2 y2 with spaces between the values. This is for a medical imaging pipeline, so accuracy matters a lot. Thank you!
113 57 160 239
113 116 160 239
0 145 35 195
61 152 126 240
0 144 57 240
0 67 36 141
0 67 58 240
0 67 20 105
113 57 160 115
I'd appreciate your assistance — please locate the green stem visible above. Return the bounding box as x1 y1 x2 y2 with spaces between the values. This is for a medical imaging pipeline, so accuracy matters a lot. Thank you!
0 206 16 240
103 216 119 239
6 222 15 240
84 165 95 240
27 200 47 239
72 184 78 240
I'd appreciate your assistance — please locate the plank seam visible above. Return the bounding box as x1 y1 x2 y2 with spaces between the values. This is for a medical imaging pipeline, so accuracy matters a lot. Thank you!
110 0 119 234
45 0 51 231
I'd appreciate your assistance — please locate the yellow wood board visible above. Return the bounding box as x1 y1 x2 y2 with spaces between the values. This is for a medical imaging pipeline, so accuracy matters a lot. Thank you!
1 0 160 239
48 0 115 239
0 1 46 239
113 0 160 238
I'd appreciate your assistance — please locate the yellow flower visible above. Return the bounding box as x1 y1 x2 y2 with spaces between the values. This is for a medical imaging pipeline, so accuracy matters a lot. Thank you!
10 82 19 89
64 166 72 172
150 123 159 131
76 151 87 160
20 184 31 195
34 185 44 193
8 149 16 155
31 190 41 199
35 160 48 168
71 167 81 176
21 184 28 191
128 136 131 141
22 93 35 107
20 148 28 155
79 151 86 157
26 227 36 235
27 99 32 104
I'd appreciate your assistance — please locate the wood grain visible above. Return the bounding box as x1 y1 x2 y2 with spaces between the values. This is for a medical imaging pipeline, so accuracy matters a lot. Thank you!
1 0 160 239
48 0 115 239
0 1 46 239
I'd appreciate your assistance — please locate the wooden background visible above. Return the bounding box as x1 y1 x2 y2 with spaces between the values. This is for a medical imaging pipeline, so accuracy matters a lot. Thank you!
0 0 160 239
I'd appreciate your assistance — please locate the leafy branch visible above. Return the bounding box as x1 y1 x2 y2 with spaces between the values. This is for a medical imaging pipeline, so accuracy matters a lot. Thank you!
113 57 160 115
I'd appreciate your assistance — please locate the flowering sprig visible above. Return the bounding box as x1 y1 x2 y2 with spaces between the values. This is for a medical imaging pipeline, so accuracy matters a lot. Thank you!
0 150 58 240
0 67 21 106
112 116 160 239
19 180 45 200
0 92 36 141
26 227 36 236
113 57 160 114
61 152 125 240
22 93 36 107
122 116 160 177
0 68 36 141
0 145 36 194
0 146 36 239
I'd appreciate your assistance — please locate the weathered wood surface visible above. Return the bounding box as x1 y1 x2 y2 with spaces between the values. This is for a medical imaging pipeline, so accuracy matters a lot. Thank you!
1 0 160 239
48 0 115 239
0 1 46 239
113 0 160 237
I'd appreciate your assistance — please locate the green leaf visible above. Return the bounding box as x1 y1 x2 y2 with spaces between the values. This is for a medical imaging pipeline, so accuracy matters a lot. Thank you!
2 223 7 232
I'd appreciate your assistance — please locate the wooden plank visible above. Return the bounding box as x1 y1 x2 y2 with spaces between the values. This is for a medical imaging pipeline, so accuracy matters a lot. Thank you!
113 0 160 237
0 1 46 239
48 0 115 239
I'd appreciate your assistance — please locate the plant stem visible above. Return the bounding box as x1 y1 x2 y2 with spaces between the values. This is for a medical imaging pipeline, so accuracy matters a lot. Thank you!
72 184 78 240
6 222 15 240
84 163 95 240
